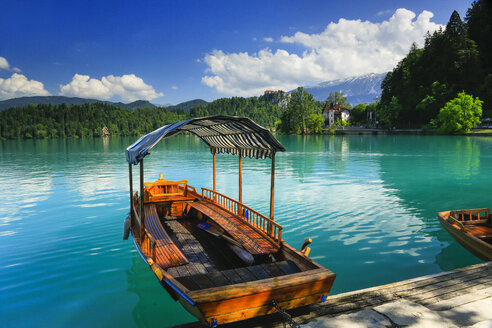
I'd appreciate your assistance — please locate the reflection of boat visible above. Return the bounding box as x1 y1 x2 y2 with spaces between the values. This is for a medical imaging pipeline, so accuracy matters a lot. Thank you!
123 116 336 326
438 209 492 261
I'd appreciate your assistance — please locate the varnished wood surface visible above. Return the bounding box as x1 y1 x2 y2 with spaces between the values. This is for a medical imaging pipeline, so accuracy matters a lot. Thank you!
133 201 336 327
201 188 283 243
464 224 492 239
188 201 280 255
188 268 335 304
143 204 189 269
146 195 196 203
172 262 492 328
438 210 492 261
132 178 336 326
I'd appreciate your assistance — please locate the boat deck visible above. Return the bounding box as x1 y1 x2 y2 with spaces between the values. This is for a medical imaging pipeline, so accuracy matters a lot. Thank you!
188 200 280 255
158 215 302 290
164 218 215 277
172 261 492 328
176 260 301 291
464 224 492 241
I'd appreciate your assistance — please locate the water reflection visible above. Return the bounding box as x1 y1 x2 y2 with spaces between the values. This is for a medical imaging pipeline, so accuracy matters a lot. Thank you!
126 255 194 327
372 136 488 270
0 135 487 327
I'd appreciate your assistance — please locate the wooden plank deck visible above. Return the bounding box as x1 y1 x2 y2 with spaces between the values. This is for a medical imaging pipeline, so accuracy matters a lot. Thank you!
164 219 216 278
171 261 492 328
188 200 280 255
175 260 302 291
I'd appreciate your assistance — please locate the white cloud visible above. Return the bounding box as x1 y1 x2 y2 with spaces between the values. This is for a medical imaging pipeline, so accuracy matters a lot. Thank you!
171 85 178 90
263 37 274 42
0 57 9 70
59 73 164 102
0 73 51 100
0 57 21 72
377 9 392 16
202 9 443 96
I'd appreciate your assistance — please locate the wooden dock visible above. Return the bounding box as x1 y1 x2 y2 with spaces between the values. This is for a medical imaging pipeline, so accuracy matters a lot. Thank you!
171 261 492 328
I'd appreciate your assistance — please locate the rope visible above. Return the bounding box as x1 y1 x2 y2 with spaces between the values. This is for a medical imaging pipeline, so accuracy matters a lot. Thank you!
272 300 300 328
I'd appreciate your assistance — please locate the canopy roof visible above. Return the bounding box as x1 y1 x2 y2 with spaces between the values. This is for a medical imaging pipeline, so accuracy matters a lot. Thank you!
125 115 286 165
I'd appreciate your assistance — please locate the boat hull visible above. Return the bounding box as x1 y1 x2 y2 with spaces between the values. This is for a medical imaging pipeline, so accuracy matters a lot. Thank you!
130 227 335 326
438 211 492 261
192 271 335 325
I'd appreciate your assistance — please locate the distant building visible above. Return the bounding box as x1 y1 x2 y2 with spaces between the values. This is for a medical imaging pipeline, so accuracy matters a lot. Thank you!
322 102 350 127
262 90 291 109
264 90 291 97
101 126 110 136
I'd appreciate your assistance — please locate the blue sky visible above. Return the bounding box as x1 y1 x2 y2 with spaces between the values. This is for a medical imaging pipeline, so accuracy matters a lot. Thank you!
0 0 471 105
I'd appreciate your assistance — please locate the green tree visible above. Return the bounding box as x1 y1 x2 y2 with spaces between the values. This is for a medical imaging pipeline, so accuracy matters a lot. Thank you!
379 96 402 128
351 103 367 124
326 91 352 109
307 114 324 134
379 5 487 127
281 87 316 134
415 81 450 124
438 92 483 134
466 0 492 115
335 117 349 127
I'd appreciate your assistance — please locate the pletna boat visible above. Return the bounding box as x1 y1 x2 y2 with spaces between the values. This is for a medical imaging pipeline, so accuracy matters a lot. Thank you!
123 116 336 326
438 208 492 261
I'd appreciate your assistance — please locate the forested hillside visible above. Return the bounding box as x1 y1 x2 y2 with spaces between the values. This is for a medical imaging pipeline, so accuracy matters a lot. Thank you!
0 96 289 139
379 0 492 128
0 103 187 139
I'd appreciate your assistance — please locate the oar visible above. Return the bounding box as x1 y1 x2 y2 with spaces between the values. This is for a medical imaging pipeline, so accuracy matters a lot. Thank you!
197 221 254 265
197 221 243 247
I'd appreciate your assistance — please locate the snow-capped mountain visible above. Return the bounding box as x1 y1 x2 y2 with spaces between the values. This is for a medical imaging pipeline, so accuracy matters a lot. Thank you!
302 72 387 105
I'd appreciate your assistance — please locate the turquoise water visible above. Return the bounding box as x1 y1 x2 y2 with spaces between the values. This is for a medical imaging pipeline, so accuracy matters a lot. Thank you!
0 135 486 327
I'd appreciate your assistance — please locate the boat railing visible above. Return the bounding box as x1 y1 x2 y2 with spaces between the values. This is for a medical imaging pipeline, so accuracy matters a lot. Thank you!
183 184 197 196
450 208 490 223
451 208 490 221
201 188 283 243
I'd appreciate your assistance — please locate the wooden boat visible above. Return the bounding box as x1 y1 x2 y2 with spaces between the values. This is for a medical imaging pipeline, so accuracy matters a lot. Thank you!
438 208 492 261
123 116 336 326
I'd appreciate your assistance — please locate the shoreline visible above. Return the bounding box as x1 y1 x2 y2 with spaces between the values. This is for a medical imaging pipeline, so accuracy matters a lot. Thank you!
3 129 492 141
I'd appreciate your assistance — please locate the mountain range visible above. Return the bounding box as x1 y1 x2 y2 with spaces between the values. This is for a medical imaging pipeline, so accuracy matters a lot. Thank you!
0 73 385 111
165 99 208 112
0 96 209 112
0 96 157 111
302 72 387 105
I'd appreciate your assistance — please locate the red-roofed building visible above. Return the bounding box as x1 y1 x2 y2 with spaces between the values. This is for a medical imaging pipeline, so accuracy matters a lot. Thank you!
322 102 350 127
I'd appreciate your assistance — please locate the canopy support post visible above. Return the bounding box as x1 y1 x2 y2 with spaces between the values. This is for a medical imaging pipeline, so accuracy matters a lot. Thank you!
270 152 275 221
239 150 242 204
238 150 243 216
140 159 144 244
129 163 133 224
212 149 216 201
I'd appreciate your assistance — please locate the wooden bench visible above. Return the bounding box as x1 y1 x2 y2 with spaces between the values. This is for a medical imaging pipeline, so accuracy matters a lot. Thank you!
143 204 189 269
187 201 280 255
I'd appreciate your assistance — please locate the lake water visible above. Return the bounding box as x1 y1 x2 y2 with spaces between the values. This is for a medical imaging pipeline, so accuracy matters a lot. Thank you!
0 135 487 327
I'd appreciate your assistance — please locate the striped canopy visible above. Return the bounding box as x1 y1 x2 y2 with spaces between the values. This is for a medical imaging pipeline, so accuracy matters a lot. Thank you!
125 115 286 165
